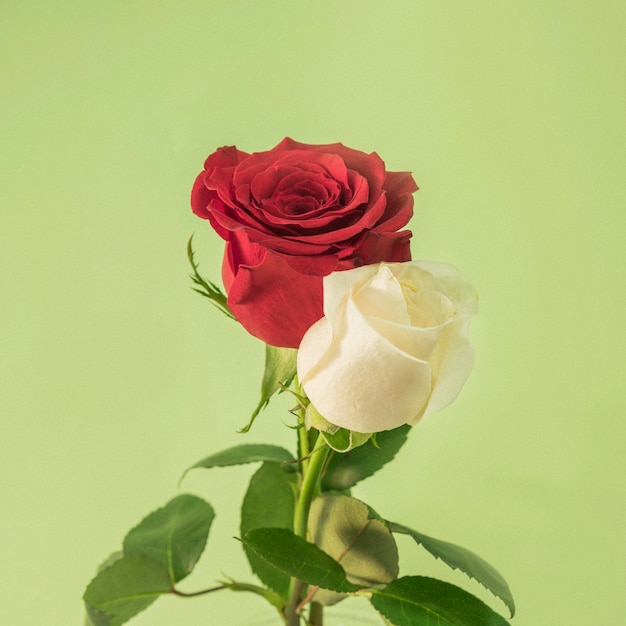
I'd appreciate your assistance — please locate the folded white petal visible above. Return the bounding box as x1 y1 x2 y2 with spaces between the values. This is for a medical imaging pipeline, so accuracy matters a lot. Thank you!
322 263 378 323
352 265 411 325
366 315 450 361
299 296 432 432
421 320 475 418
402 261 478 315
297 316 334 384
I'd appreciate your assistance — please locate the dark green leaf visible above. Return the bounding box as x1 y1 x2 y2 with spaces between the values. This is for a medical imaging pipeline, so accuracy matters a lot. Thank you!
240 345 298 433
308 495 399 606
123 494 215 585
322 425 411 490
388 523 515 617
240 463 297 598
184 443 294 479
241 527 360 594
370 576 511 626
83 554 172 626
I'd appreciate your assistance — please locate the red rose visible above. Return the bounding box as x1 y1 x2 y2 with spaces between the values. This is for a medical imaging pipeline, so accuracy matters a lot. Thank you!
191 137 417 347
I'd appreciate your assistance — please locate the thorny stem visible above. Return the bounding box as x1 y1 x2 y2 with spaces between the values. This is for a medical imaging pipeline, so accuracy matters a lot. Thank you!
297 415 311 477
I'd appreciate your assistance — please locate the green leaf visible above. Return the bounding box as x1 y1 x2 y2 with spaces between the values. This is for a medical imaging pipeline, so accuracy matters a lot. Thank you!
123 494 215 585
187 236 234 319
241 527 361 594
83 553 172 626
322 425 411 490
240 463 298 598
84 495 215 626
184 443 294 479
95 551 125 573
308 495 399 606
370 576 511 626
387 523 515 617
84 604 112 626
240 345 298 433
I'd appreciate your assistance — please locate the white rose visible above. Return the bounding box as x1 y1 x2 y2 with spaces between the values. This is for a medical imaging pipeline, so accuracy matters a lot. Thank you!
297 261 478 433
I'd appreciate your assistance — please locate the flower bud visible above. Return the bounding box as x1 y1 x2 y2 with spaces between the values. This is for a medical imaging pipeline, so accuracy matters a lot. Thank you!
297 261 478 432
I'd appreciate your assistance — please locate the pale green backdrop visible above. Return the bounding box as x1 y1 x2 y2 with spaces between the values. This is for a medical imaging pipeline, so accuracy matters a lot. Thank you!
1 2 624 625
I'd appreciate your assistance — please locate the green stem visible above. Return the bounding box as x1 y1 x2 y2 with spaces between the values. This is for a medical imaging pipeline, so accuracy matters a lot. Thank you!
297 415 311 477
171 585 226 597
284 432 330 626
294 433 329 538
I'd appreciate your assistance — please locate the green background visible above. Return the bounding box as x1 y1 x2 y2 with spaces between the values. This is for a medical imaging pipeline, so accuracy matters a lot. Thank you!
1 2 624 624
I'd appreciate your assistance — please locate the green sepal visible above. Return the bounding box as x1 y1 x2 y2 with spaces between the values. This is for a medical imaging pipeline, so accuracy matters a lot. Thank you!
240 345 298 433
241 527 361 594
306 403 372 452
370 576 512 626
322 425 411 490
187 236 234 319
387 522 515 617
322 427 372 452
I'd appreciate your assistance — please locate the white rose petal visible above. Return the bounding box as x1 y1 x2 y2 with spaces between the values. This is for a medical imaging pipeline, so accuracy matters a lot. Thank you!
297 261 477 433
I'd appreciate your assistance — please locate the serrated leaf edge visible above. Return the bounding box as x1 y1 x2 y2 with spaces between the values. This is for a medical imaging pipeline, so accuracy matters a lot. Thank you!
83 553 172 626
241 528 361 594
387 522 515 617
370 576 512 626
181 444 295 483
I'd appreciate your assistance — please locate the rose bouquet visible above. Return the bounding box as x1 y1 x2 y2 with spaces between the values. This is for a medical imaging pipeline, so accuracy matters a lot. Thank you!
83 139 515 626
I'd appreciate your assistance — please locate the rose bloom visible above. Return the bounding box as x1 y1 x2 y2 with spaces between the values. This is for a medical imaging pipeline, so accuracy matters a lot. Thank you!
297 261 478 433
191 138 417 347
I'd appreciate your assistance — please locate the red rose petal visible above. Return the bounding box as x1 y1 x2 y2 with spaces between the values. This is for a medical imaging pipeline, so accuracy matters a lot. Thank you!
347 230 413 266
374 170 418 231
190 172 213 220
202 144 248 171
192 138 418 346
225 249 325 347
